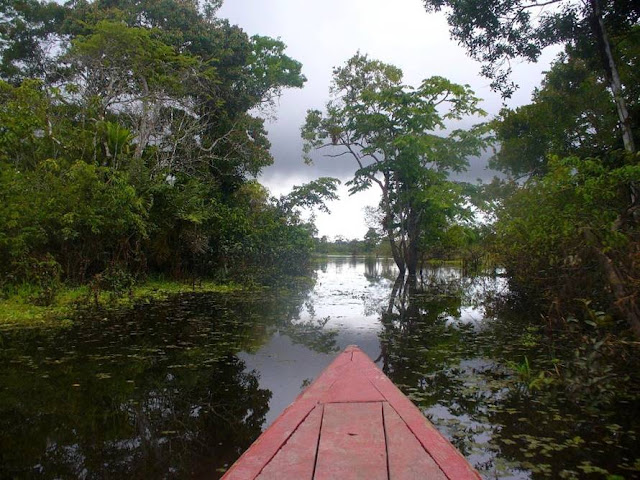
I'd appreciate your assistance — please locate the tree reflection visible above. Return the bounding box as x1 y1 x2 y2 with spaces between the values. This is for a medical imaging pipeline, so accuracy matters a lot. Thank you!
375 272 484 457
0 344 269 479
374 270 640 479
0 277 336 479
363 256 397 283
377 273 465 377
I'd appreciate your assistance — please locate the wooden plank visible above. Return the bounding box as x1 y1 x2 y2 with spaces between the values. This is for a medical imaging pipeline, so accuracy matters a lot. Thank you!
221 348 353 479
323 363 385 403
220 401 315 479
222 346 481 480
314 402 388 480
256 405 323 480
364 364 482 480
383 402 448 480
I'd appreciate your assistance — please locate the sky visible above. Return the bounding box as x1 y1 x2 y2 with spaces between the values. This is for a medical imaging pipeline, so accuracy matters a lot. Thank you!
218 0 559 239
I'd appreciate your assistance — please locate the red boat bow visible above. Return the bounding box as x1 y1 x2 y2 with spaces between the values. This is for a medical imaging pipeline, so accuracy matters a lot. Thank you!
222 345 481 479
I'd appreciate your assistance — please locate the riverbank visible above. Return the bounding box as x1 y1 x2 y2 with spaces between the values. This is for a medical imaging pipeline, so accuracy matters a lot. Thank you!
0 279 244 327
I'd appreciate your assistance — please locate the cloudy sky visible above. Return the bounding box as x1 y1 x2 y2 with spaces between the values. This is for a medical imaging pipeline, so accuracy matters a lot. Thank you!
218 0 559 239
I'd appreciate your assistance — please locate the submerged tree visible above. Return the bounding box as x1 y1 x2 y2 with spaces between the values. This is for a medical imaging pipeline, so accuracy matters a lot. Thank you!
485 33 640 336
302 53 487 276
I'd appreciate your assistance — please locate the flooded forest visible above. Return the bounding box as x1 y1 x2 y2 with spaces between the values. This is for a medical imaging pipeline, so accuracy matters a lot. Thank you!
1 0 639 478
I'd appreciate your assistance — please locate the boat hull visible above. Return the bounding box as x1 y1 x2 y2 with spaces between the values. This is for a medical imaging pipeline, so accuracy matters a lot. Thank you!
221 345 481 479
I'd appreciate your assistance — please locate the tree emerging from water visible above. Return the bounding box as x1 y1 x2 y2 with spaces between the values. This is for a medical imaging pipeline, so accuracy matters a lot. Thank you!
302 53 488 276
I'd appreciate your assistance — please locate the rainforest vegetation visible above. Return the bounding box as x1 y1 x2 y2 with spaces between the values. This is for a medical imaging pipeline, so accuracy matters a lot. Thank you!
1 1 640 478
303 0 640 339
0 0 339 305
1 0 639 341
422 0 640 337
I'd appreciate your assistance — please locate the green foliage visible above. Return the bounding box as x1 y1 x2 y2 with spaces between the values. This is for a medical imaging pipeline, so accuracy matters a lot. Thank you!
423 0 640 97
490 43 640 177
491 154 640 325
482 25 640 335
508 356 556 392
302 53 488 274
20 255 62 306
313 235 380 256
363 228 382 253
0 0 316 295
247 35 306 107
93 264 136 298
0 156 150 279
279 177 340 214
69 20 200 93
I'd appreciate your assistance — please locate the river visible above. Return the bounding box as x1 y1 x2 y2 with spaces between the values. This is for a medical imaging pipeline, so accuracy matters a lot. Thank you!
1 256 638 479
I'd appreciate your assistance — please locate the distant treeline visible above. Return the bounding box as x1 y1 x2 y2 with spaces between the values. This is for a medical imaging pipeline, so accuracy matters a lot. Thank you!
314 227 484 267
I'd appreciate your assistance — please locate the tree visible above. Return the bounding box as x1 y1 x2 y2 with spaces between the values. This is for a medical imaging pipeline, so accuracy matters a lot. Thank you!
427 0 640 335
0 0 315 285
302 53 487 276
486 40 640 337
364 228 381 253
423 0 639 153
490 43 639 177
0 0 307 185
492 155 640 336
66 20 202 162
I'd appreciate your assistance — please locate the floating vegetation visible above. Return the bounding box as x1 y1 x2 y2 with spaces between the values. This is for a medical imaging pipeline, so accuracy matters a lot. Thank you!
1 258 639 479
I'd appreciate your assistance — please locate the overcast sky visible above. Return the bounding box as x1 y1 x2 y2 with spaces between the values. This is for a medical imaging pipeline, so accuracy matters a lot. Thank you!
218 0 559 239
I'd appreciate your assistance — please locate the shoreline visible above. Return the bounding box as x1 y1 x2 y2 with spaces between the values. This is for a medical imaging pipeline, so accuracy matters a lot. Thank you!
0 278 243 328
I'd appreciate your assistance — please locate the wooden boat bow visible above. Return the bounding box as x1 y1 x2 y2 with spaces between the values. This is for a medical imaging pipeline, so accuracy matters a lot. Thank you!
221 345 481 479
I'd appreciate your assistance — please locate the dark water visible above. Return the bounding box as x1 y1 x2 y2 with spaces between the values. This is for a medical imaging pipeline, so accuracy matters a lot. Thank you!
1 257 639 479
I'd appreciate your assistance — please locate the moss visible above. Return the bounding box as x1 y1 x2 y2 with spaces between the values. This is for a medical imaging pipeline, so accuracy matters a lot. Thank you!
0 278 244 327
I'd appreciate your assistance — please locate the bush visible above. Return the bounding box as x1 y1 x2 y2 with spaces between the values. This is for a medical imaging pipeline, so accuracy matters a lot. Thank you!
492 155 640 328
18 255 62 306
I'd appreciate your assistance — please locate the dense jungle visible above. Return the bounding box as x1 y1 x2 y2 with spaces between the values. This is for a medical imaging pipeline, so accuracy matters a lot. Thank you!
0 0 639 478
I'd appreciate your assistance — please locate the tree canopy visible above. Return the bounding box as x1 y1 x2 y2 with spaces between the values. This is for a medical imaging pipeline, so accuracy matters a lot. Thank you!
302 53 487 275
486 37 640 336
0 0 330 291
490 36 640 177
424 0 639 153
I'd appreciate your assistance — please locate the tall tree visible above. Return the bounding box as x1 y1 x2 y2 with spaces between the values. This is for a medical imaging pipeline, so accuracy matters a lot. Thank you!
490 41 639 177
0 0 306 185
486 31 640 336
423 0 639 153
302 53 487 276
0 0 313 283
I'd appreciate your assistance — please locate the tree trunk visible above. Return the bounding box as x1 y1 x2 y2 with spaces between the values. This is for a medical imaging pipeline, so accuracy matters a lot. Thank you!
590 0 636 154
135 76 152 159
380 180 406 274
585 230 640 337
405 207 420 276
587 0 640 339
386 229 405 275
591 0 640 213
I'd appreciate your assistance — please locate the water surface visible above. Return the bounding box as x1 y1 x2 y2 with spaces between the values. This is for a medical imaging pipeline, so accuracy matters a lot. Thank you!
1 257 638 479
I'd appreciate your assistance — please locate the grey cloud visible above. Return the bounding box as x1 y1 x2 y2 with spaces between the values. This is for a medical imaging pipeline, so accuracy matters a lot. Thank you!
219 0 556 236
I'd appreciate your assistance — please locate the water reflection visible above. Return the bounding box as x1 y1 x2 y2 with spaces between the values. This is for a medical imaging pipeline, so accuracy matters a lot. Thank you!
0 283 334 479
1 258 638 479
369 270 638 479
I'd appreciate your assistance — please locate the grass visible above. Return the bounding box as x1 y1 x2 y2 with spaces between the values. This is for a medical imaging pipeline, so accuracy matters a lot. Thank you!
0 278 244 328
